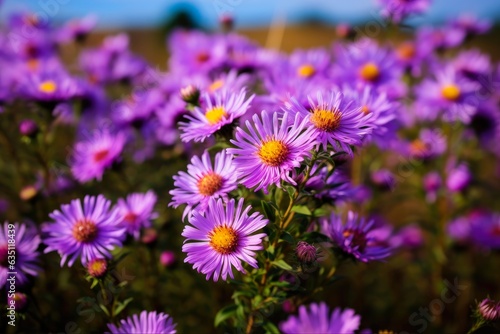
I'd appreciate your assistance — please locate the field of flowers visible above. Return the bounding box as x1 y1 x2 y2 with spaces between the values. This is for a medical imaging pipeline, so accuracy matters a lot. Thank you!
1 0 500 333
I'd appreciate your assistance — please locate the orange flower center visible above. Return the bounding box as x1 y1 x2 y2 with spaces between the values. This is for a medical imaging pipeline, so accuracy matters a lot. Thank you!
297 64 316 78
73 219 98 243
441 84 461 101
343 228 367 252
397 42 416 60
361 105 370 115
359 62 380 81
209 225 239 254
258 139 289 167
197 172 223 196
209 79 224 92
311 107 342 132
38 80 57 94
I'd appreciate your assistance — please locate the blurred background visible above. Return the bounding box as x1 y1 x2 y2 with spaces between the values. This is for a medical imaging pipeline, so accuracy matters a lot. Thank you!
2 0 500 66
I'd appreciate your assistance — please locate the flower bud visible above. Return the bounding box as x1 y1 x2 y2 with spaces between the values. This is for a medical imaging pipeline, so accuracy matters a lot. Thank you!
19 119 38 137
478 298 500 321
87 258 108 278
180 85 200 105
160 251 176 268
296 241 318 264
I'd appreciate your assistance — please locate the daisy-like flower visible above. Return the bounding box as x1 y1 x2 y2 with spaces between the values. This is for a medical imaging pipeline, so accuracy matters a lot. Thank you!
179 89 254 143
43 195 126 267
169 150 238 220
182 198 268 281
285 92 371 155
289 48 332 80
70 130 126 183
0 222 41 288
280 302 361 334
116 191 158 240
107 311 177 334
414 65 480 123
447 210 500 250
321 211 393 262
403 128 447 160
227 110 317 193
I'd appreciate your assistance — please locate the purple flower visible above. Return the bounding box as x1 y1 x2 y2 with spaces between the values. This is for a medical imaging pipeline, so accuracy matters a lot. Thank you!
448 15 492 37
179 89 254 143
302 165 357 204
227 110 316 193
280 302 361 334
0 222 41 288
117 191 158 240
70 130 126 183
296 241 318 263
182 198 268 281
377 0 431 23
414 65 479 123
423 171 441 202
107 311 176 334
447 210 500 249
285 92 371 155
391 224 424 249
370 169 395 190
169 150 238 220
446 163 471 192
478 298 500 321
321 211 393 262
112 89 164 126
404 128 447 160
289 48 332 80
44 195 126 266
55 15 97 43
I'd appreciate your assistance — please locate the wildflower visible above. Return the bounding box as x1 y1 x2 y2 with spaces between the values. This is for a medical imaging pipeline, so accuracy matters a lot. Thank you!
116 191 158 240
107 311 176 334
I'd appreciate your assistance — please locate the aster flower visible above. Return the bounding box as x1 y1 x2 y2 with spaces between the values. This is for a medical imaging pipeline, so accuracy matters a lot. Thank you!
301 165 357 204
227 110 316 193
107 311 176 334
55 15 97 43
423 171 441 203
70 130 126 183
449 15 492 38
289 48 332 80
321 211 393 262
377 0 431 23
446 163 471 192
404 128 447 160
285 92 371 155
280 302 361 334
169 150 238 220
179 89 254 143
0 222 41 288
116 191 158 240
182 198 268 281
43 195 126 266
112 89 164 126
447 210 500 249
478 298 500 321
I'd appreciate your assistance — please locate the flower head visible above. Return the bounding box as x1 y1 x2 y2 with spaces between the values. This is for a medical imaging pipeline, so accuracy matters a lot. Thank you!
285 92 371 155
116 191 158 240
107 311 176 334
70 130 126 183
227 110 316 193
169 150 238 219
44 195 126 267
378 0 431 23
321 211 393 262
478 298 500 321
0 222 41 288
179 89 254 143
280 302 361 333
182 198 267 281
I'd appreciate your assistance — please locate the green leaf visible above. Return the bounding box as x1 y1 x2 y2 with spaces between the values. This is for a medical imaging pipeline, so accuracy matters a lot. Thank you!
272 259 292 271
261 200 276 222
284 185 296 199
279 231 295 244
99 304 110 317
90 278 99 289
214 304 238 327
114 297 133 316
292 205 312 216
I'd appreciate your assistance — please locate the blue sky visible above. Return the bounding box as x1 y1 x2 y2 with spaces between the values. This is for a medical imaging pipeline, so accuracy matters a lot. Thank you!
1 0 499 29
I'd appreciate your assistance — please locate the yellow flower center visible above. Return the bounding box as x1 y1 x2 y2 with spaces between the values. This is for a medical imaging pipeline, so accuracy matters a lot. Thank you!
197 172 223 196
359 62 380 81
205 106 227 125
209 79 224 92
87 258 107 278
209 226 238 254
258 139 289 167
310 108 342 132
397 42 415 60
361 105 370 115
38 80 57 94
73 219 98 243
297 64 316 78
441 84 461 101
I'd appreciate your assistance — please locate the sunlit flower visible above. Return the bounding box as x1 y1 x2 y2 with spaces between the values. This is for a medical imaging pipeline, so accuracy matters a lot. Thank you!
182 198 267 281
107 311 176 334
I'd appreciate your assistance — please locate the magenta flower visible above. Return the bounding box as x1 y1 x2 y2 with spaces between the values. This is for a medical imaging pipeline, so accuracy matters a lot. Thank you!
378 0 431 23
280 302 361 333
179 88 254 143
44 195 126 267
0 222 41 288
70 130 126 183
116 191 158 240
107 311 176 334
182 198 267 281
227 110 316 193
169 150 238 220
